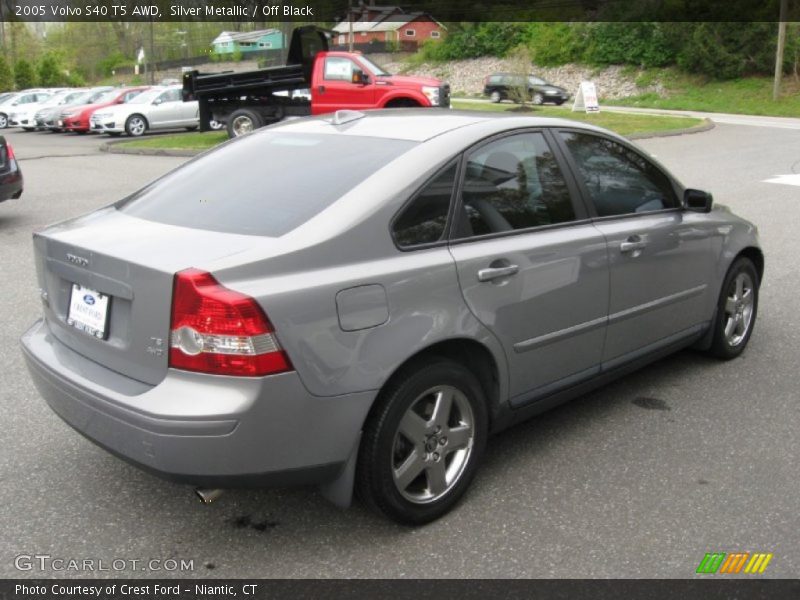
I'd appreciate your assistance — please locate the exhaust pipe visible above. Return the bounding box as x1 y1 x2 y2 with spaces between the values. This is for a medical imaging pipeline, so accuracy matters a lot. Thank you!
195 488 224 504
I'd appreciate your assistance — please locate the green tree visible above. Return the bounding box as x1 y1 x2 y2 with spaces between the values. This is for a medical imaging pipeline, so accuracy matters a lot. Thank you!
0 56 14 91
14 59 36 90
38 54 65 87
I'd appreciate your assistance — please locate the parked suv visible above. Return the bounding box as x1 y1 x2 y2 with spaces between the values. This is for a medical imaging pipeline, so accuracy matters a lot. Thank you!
483 73 570 105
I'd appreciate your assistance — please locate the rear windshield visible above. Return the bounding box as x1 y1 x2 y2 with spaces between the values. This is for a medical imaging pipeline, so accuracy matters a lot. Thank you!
118 131 416 237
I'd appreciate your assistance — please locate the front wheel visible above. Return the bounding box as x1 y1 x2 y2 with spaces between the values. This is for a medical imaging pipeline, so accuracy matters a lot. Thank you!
356 359 488 525
489 91 501 103
125 114 147 137
707 257 759 359
532 92 544 105
0 114 7 128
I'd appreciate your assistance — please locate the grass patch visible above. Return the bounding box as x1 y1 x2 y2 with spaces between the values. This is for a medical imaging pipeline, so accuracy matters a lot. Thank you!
118 131 228 151
115 103 705 153
615 73 800 117
450 100 705 136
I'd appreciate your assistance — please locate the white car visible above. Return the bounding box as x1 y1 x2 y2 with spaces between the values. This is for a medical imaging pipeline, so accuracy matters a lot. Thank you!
0 91 53 129
91 86 199 137
9 89 78 131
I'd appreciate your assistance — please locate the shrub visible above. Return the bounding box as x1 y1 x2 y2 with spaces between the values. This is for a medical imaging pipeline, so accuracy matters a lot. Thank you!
13 59 36 89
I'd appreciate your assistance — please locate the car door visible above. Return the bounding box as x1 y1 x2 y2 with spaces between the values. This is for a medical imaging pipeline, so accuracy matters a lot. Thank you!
556 130 714 367
447 130 610 405
312 56 375 114
147 89 182 129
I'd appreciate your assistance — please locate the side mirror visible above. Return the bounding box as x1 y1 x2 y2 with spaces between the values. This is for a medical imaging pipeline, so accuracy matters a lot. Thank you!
351 69 368 85
684 188 713 213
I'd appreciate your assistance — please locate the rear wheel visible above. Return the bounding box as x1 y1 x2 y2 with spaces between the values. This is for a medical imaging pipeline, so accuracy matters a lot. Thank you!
532 92 544 105
125 114 147 137
356 359 488 525
489 91 501 103
226 109 262 138
707 257 759 359
0 114 7 128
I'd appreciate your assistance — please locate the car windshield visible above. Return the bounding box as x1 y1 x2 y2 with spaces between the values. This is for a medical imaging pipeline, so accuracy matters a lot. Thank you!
92 90 120 104
86 90 111 103
59 91 87 105
359 56 391 77
118 131 416 237
127 89 164 104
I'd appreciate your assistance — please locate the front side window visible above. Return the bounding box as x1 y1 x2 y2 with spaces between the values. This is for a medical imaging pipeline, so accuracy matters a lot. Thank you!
559 132 679 217
392 162 457 248
324 57 355 81
456 132 576 238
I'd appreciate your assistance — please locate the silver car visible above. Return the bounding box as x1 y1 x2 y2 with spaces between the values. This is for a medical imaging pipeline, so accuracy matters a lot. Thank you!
21 111 763 524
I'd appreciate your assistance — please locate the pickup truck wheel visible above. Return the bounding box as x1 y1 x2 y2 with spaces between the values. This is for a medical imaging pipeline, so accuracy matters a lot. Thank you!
125 115 147 137
356 358 488 525
227 109 262 138
209 120 224 131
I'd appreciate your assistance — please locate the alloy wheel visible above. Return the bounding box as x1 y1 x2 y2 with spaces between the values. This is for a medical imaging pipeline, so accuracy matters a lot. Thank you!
391 385 475 504
723 272 755 347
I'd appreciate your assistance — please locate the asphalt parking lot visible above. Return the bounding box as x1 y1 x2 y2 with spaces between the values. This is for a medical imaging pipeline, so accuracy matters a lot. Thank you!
1 122 798 579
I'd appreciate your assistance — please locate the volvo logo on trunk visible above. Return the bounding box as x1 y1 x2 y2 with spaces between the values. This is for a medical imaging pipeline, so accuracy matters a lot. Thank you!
66 253 89 267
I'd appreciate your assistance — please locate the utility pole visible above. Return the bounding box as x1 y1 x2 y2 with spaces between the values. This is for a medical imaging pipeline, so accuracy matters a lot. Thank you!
773 0 788 101
149 17 155 85
348 0 354 51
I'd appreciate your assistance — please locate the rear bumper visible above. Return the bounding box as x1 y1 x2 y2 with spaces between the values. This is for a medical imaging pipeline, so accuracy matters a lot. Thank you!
21 319 376 488
0 164 23 202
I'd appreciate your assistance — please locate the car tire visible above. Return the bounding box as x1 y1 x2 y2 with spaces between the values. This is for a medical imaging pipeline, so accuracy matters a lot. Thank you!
356 358 488 525
209 119 225 131
226 109 262 138
532 93 544 105
489 91 502 103
0 114 7 129
707 257 759 360
125 114 147 137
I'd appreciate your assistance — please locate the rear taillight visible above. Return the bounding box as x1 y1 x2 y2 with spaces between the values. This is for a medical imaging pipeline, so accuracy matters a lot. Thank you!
6 143 15 160
169 269 292 377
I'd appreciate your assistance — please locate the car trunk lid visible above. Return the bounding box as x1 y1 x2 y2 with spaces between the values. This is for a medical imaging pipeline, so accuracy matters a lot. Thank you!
33 207 273 386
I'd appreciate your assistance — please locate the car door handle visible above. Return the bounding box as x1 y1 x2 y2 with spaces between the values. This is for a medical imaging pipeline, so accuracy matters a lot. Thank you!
478 265 519 282
620 239 647 253
318 85 325 94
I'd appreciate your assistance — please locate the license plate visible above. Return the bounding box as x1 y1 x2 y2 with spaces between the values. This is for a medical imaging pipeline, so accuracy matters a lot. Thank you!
67 284 110 339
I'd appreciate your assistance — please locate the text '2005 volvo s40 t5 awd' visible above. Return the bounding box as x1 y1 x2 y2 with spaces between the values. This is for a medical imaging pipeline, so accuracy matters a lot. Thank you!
21 110 763 525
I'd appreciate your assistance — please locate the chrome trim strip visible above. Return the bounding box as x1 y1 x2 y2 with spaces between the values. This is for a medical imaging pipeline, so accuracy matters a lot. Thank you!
513 315 607 353
607 284 707 325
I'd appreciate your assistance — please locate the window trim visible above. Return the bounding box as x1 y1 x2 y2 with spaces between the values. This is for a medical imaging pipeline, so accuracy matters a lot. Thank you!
389 157 463 252
552 128 686 221
447 127 590 245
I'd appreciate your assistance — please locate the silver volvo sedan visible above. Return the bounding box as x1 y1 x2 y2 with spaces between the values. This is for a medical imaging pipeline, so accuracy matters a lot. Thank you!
21 110 762 524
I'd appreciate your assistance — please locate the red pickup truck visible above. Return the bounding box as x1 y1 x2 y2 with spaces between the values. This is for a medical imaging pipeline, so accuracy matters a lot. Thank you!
183 26 450 138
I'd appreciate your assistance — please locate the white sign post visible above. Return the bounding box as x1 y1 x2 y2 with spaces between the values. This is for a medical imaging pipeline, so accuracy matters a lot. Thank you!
572 81 600 113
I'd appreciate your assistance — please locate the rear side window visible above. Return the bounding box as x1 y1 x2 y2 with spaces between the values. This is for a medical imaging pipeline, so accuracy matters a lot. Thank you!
392 162 457 248
118 132 416 237
455 132 576 238
559 131 679 216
